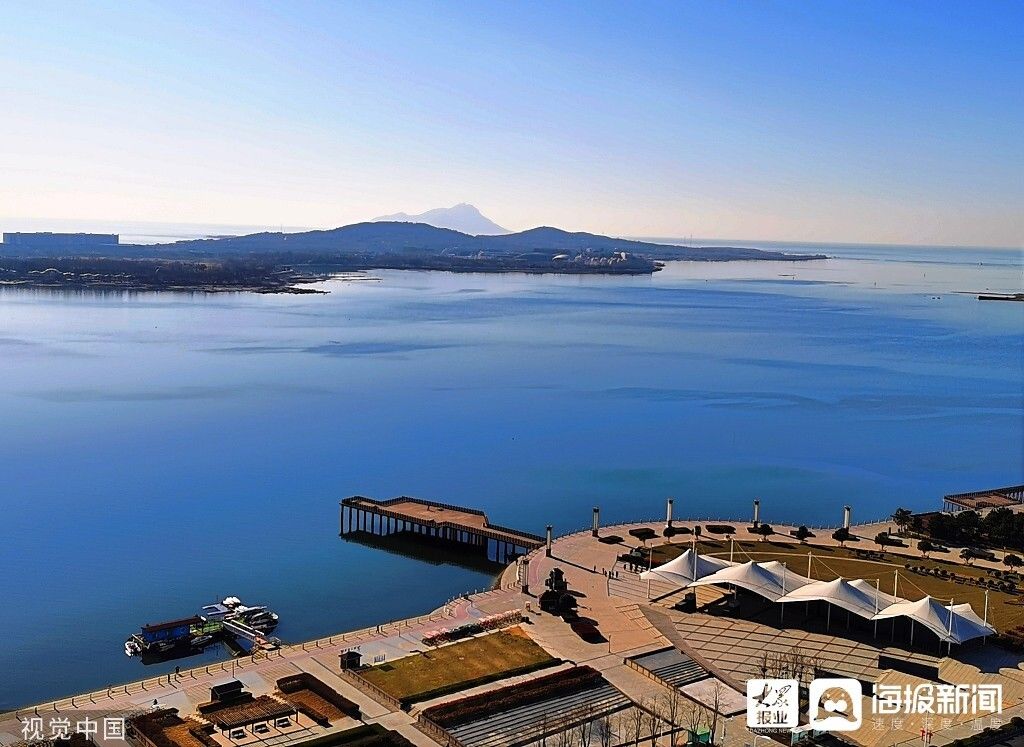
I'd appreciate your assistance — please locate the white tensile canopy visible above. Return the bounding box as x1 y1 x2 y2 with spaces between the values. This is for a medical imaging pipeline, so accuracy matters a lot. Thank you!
872 596 995 644
640 549 734 586
642 549 993 645
948 602 994 632
687 560 811 601
758 561 815 595
848 578 900 609
777 577 887 620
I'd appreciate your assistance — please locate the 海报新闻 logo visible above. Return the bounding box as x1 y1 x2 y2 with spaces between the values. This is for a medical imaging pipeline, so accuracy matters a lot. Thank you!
808 678 863 732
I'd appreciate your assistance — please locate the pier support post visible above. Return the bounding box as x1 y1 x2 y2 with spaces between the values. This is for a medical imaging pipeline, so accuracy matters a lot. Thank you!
752 499 761 528
592 507 600 537
666 497 674 529
843 505 852 530
545 525 553 557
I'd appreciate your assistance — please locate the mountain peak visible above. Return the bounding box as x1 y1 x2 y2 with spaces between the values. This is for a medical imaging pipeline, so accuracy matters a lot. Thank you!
371 204 509 235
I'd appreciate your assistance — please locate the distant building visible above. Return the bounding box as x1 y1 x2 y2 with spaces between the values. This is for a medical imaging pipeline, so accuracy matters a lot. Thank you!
2 232 119 249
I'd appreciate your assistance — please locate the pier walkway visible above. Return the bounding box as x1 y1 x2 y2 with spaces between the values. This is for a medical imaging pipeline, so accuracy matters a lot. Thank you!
340 495 545 563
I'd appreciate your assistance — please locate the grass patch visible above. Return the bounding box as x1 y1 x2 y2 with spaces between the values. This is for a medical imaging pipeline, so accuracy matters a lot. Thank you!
360 627 557 703
651 540 1024 632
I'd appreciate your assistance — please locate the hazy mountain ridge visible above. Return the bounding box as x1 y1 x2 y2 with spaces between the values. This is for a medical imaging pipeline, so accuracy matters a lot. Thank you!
371 203 509 235
148 221 825 261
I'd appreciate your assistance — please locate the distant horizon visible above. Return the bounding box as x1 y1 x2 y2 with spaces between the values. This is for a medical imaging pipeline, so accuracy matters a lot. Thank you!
0 215 1020 252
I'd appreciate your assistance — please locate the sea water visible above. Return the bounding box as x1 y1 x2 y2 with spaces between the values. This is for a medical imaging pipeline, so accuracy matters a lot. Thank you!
0 244 1020 707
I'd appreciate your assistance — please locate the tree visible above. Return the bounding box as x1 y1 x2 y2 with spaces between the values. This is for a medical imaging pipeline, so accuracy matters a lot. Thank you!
595 713 614 747
795 525 812 544
573 707 594 747
874 532 893 552
627 705 644 746
918 539 933 558
832 527 851 547
708 681 726 745
928 512 959 543
682 698 708 744
658 689 684 746
756 523 774 542
984 507 1015 548
1005 554 1023 571
960 547 976 565
892 508 913 533
555 723 572 747
640 697 659 746
955 511 981 545
694 525 703 541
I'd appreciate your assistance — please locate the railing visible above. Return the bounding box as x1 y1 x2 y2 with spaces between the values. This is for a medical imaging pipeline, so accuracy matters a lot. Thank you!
415 714 467 747
945 484 1024 501
343 495 488 517
7 606 455 721
336 669 401 712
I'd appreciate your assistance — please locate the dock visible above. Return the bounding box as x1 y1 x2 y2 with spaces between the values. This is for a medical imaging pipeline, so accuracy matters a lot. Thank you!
221 618 280 652
942 483 1024 513
339 495 545 563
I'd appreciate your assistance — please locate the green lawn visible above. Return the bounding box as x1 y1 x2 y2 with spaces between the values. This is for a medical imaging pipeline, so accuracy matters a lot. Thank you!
360 628 557 701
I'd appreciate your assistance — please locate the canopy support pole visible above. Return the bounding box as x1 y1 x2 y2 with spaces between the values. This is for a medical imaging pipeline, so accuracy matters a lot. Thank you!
874 579 879 637
891 571 899 641
780 562 787 626
984 590 990 645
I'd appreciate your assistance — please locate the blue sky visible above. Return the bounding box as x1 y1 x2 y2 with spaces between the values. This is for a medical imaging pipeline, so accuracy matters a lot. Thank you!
1 0 1021 245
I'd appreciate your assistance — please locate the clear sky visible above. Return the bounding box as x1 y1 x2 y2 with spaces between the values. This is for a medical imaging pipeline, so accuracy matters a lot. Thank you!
1 0 1021 246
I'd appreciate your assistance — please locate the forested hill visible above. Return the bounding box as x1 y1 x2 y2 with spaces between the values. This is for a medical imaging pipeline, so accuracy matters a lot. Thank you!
149 222 826 261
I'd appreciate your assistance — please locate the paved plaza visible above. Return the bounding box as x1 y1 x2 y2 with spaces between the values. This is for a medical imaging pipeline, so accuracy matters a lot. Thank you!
6 515 1024 747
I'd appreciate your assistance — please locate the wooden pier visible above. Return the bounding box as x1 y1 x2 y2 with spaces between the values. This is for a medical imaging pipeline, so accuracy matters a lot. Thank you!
942 483 1024 513
339 495 544 563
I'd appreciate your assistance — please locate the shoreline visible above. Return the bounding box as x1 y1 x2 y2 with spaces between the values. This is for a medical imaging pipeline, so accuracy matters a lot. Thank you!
0 511 992 716
5 511 1023 747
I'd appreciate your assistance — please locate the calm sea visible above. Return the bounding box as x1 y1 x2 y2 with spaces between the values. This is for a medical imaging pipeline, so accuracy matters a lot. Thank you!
0 243 1021 708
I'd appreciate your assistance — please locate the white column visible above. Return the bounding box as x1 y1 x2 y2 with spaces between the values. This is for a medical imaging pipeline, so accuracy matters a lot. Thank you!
665 497 674 529
752 499 761 527
545 525 553 557
592 507 600 537
843 505 852 529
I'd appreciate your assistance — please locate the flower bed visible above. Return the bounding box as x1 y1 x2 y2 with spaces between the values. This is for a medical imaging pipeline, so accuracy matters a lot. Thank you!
421 609 523 646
